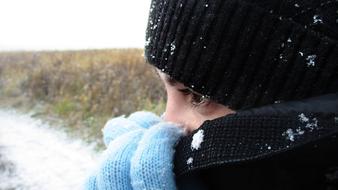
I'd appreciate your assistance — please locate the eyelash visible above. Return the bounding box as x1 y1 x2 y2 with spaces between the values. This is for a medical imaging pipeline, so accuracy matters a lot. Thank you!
178 88 209 108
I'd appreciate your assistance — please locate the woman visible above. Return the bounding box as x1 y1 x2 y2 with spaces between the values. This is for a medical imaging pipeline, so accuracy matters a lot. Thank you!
86 0 338 189
145 0 338 189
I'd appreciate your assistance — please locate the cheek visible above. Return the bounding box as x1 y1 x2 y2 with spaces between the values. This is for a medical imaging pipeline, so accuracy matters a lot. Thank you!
165 87 189 112
164 87 206 131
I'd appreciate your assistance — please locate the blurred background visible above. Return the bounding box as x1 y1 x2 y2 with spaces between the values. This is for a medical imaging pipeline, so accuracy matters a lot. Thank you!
0 0 166 189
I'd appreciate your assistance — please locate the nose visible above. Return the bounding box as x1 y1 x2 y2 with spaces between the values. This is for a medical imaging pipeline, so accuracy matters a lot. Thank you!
160 82 204 132
163 98 185 125
162 94 195 131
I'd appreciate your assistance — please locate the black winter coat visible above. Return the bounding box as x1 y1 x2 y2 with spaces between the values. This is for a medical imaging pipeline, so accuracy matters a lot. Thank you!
174 93 338 190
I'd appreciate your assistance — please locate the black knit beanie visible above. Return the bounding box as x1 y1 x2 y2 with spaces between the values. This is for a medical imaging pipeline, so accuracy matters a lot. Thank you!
144 0 338 110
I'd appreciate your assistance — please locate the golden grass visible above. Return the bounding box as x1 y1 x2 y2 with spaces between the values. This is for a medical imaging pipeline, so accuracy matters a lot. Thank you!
0 49 166 147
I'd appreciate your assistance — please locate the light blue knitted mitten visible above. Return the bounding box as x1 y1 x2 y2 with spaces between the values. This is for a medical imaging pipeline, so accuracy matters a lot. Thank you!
102 111 162 147
84 111 184 190
130 122 183 190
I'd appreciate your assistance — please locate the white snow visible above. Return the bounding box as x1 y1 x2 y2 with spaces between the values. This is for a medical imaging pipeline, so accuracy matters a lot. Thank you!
283 128 296 142
305 118 318 131
191 129 204 151
283 127 305 142
306 54 317 67
170 41 176 55
150 24 156 30
152 24 157 30
313 15 323 24
145 37 151 47
0 109 98 190
299 113 309 122
299 113 318 131
186 157 193 165
296 127 305 135
287 38 292 43
283 113 319 142
149 2 155 14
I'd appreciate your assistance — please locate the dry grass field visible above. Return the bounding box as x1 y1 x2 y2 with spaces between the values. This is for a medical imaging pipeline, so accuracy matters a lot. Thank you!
0 49 166 147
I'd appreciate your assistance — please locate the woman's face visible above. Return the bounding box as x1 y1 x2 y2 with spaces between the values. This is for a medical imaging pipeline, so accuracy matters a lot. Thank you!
156 69 235 133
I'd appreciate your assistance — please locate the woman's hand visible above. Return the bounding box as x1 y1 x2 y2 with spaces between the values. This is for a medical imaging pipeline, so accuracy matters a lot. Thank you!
84 111 184 190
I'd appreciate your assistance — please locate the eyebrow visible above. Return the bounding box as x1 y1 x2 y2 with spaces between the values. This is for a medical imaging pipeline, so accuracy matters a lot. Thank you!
154 68 211 101
164 75 178 86
154 68 178 86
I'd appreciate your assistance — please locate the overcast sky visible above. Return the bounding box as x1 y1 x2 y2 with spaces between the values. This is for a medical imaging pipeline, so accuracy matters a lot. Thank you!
0 0 151 51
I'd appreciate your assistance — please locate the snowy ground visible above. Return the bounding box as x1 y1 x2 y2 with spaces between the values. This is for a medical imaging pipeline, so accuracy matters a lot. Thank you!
0 109 98 190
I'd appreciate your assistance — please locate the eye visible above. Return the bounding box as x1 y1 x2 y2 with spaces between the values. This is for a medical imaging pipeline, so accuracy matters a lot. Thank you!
178 88 210 107
178 88 191 95
191 93 208 106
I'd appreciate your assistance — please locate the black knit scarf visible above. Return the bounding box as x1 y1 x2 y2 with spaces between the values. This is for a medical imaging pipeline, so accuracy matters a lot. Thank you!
174 94 338 177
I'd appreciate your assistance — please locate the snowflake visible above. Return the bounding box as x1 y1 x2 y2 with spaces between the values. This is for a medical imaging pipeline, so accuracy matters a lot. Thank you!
313 15 323 24
145 38 151 46
299 113 309 123
191 129 204 151
186 157 193 165
170 41 176 55
305 118 318 131
306 55 317 67
283 128 296 142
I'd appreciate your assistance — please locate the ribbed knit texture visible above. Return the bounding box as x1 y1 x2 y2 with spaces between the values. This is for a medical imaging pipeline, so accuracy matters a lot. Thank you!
84 111 184 190
98 130 144 190
102 112 161 147
144 0 338 110
131 123 183 190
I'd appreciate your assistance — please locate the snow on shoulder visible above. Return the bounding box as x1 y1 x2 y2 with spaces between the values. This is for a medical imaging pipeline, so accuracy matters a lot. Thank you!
191 129 204 151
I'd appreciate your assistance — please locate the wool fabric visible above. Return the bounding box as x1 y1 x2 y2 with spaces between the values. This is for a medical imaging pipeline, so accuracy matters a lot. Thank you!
144 0 338 109
84 111 184 190
174 111 338 177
